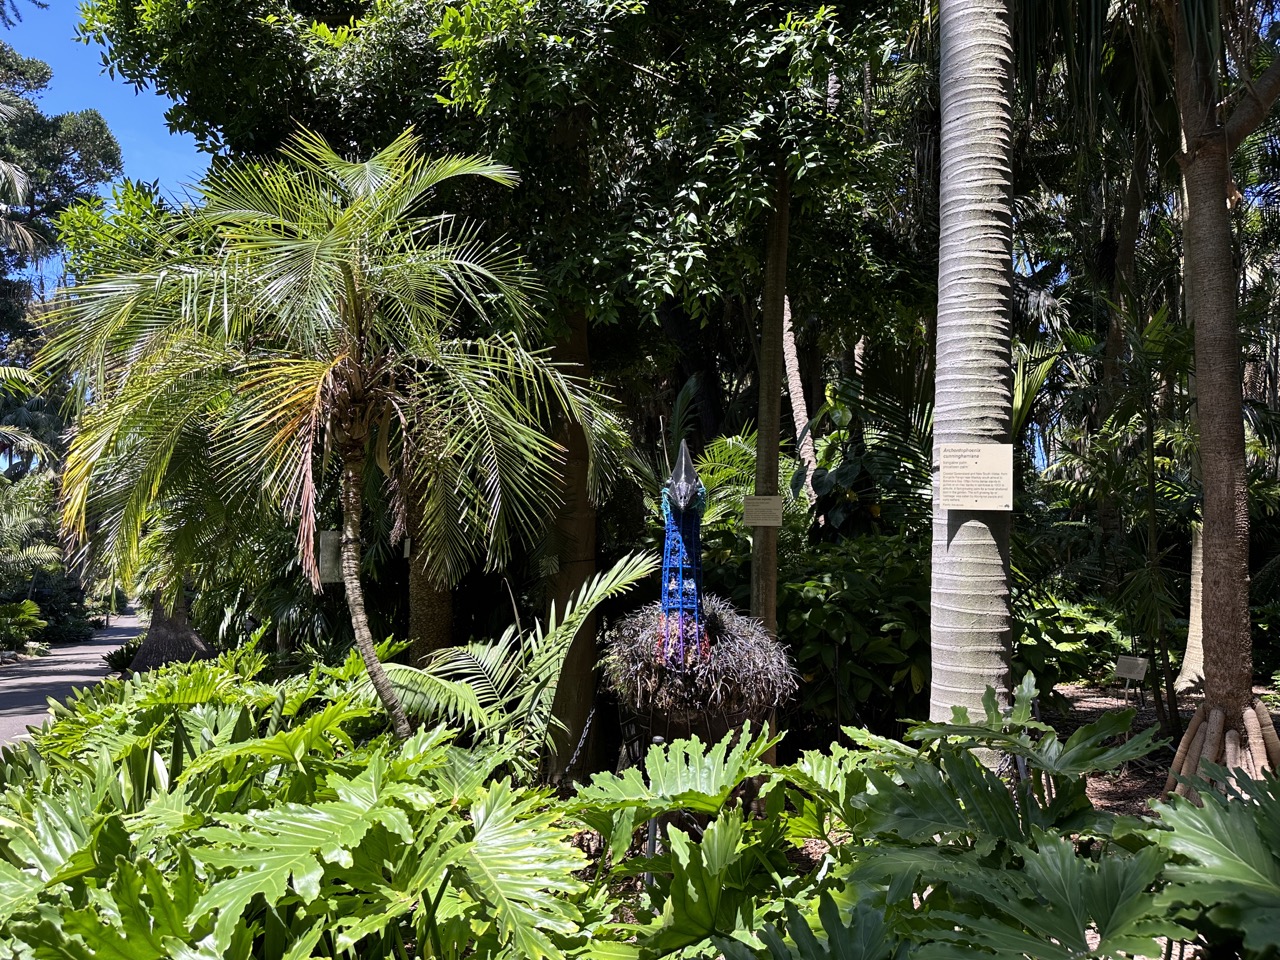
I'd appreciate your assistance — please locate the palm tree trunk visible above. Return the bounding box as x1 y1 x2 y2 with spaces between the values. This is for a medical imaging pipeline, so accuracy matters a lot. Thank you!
129 587 212 673
783 296 816 499
1102 131 1146 402
929 0 1015 722
408 567 452 664
1181 139 1251 716
1159 4 1274 788
340 448 412 739
1176 520 1204 691
751 170 790 637
1099 134 1147 559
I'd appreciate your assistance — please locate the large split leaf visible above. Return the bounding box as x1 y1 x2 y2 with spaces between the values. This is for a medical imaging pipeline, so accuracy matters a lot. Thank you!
453 778 586 960
717 894 908 960
638 812 756 957
912 831 1182 959
576 726 775 819
1154 776 1280 952
190 781 412 949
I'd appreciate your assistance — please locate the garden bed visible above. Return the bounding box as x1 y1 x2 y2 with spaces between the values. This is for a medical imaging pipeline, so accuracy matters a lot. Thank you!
1055 681 1274 816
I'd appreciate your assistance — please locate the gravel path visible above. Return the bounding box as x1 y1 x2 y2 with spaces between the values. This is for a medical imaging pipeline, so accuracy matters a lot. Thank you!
0 611 143 743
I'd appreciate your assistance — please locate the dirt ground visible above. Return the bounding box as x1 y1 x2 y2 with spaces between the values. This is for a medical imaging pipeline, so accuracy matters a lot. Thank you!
1053 681 1274 817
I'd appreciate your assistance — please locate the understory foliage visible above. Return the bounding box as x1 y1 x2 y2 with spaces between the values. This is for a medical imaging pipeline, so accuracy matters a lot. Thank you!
0 665 1273 959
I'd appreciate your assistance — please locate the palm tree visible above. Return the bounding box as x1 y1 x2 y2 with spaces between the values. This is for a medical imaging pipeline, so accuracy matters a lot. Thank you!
929 0 1016 722
43 129 615 738
1155 1 1280 782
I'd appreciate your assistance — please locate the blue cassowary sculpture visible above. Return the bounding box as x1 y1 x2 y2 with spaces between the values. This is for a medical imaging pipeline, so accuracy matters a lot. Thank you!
659 440 708 664
601 437 795 742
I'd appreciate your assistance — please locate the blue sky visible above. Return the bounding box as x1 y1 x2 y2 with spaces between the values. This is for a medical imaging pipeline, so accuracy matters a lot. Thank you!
7 0 208 199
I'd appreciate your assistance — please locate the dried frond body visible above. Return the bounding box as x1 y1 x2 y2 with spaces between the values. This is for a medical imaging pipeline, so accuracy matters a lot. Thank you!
603 594 796 727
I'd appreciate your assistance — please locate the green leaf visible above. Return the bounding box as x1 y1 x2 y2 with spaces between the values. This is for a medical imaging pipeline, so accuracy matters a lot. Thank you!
576 725 775 820
454 778 586 960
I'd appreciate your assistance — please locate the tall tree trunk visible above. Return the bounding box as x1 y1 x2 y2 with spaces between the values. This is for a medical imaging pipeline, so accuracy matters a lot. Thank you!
407 494 452 664
341 448 412 739
1099 134 1147 559
929 0 1015 723
782 296 816 499
129 588 212 673
547 306 598 779
1181 142 1250 714
1102 131 1147 402
751 171 790 637
1159 4 1280 790
408 567 452 664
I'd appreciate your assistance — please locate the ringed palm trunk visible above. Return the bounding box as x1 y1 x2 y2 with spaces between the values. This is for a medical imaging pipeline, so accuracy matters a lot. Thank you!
340 447 412 739
783 296 817 499
1160 7 1280 792
1176 520 1204 691
929 0 1015 723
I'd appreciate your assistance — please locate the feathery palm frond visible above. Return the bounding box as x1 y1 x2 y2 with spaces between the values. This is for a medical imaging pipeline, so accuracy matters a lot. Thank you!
387 554 657 767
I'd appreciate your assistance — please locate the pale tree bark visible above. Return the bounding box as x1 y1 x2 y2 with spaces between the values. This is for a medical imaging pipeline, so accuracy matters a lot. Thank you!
1177 354 1204 693
1177 520 1205 690
782 296 817 499
547 306 598 778
929 0 1015 723
751 171 790 637
1159 2 1280 790
341 449 412 739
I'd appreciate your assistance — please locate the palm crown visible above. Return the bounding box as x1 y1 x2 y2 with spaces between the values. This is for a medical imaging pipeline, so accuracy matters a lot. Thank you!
42 128 618 735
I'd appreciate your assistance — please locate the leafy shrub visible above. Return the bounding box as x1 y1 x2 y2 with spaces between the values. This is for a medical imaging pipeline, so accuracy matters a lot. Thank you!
102 636 142 672
777 532 930 741
1 648 1272 960
1013 596 1128 698
26 574 94 645
0 599 46 652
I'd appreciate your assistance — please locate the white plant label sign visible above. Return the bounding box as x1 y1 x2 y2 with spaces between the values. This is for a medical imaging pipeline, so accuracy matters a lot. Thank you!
1115 655 1149 681
744 495 785 527
938 444 1014 511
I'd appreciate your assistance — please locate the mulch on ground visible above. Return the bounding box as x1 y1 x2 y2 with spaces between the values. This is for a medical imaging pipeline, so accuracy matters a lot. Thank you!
1052 682 1274 816
1050 682 1190 817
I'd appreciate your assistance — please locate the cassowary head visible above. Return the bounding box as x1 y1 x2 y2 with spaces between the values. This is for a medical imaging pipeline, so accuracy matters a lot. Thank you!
666 439 701 511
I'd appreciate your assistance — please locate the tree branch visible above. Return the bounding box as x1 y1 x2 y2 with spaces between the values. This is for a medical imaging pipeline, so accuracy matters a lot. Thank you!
1226 55 1280 154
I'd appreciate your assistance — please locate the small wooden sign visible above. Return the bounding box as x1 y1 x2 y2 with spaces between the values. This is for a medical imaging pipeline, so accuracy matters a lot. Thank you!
938 444 1014 511
744 495 785 527
318 531 343 584
1115 655 1149 681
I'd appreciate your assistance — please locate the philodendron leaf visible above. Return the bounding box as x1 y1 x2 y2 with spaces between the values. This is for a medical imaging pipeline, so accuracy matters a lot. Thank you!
912 831 1184 960
1154 781 1280 953
640 813 753 957
576 725 776 820
190 782 411 951
0 860 43 926
454 778 586 960
860 750 1028 850
716 895 907 960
